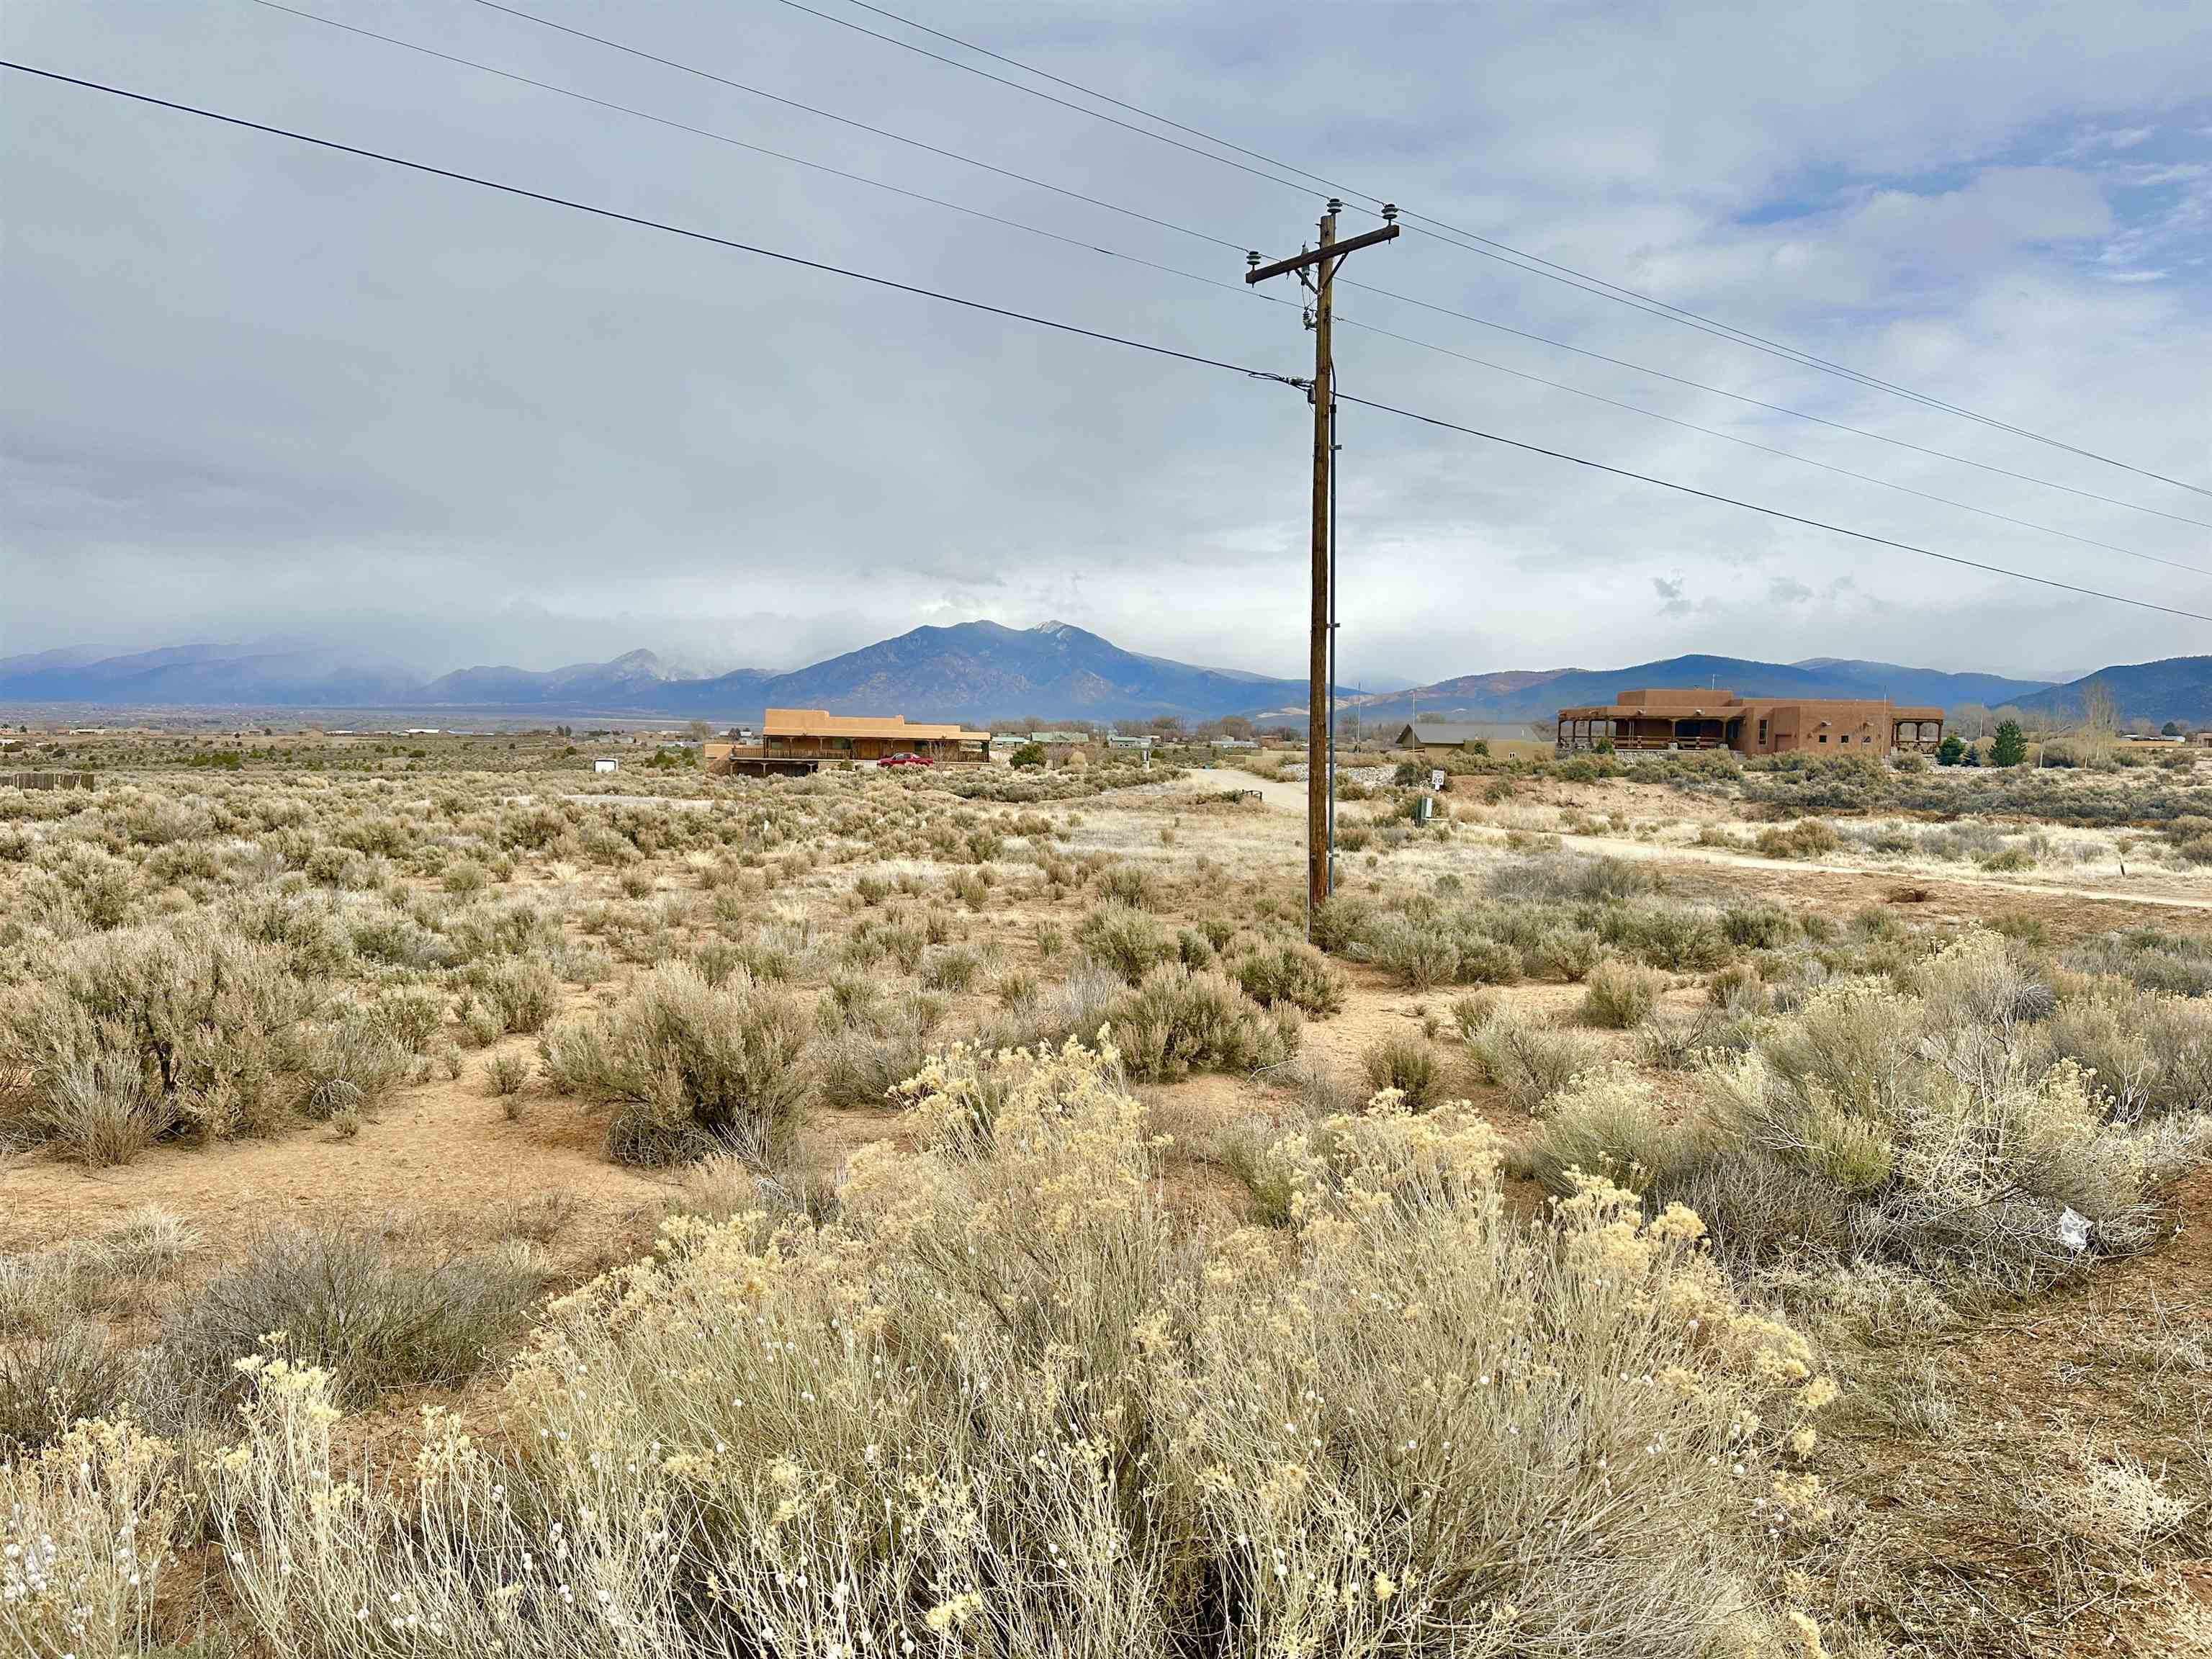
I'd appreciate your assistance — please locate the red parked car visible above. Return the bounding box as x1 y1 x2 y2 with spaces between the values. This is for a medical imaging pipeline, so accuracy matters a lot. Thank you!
877 752 935 768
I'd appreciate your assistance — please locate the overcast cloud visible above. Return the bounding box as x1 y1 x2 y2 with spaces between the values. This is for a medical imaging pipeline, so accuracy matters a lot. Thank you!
3 0 2208 684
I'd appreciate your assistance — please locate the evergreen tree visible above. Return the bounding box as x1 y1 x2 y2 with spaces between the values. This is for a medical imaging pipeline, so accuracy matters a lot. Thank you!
1990 719 2028 768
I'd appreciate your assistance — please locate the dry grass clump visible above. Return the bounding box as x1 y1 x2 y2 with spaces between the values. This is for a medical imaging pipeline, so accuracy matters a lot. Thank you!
1754 818 1842 860
160 1223 544 1411
1581 958 1668 1028
816 989 951 1110
539 961 810 1164
204 1043 1831 1657
1462 1003 1604 1115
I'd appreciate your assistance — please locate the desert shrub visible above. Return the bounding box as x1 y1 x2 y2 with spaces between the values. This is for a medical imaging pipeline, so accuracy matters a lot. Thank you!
1521 1066 1690 1196
0 1415 181 1655
1107 963 1297 1082
161 1225 541 1409
1637 1008 1759 1071
815 1018 936 1112
539 962 810 1165
1707 961 1768 1015
0 921 312 1153
1601 902 1732 971
1231 940 1347 1015
1357 909 1522 989
1755 819 1841 860
210 1048 1829 1658
296 1010 410 1120
1359 914 1460 989
919 945 982 992
1308 890 1377 953
1362 1032 1441 1107
1463 1007 1604 1115
2047 992 2212 1122
471 956 562 1035
1079 901 1177 983
1721 904 1794 950
1095 862 1163 911
1489 850 1650 906
442 858 491 896
485 1052 531 1097
1175 927 1217 970
0 1045 170 1166
2066 927 2212 997
0 1321 124 1452
1582 958 1667 1028
1617 940 2185 1296
367 984 446 1054
1532 927 1604 981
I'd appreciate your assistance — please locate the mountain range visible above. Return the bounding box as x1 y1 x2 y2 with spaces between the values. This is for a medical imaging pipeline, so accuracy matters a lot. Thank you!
1330 655 2059 727
1 624 2204 725
0 622 1314 724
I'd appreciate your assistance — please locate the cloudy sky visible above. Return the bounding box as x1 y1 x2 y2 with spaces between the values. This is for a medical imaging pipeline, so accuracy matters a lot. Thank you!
4 0 2208 685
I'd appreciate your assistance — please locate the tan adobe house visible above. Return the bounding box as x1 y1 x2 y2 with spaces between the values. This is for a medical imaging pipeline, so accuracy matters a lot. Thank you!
705 709 992 775
1555 688 1943 756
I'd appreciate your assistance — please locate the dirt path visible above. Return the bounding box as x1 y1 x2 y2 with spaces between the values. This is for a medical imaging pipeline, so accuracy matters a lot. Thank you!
0 1039 668 1257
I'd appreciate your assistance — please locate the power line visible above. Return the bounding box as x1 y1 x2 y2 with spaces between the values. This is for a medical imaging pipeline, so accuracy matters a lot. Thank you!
1332 388 2212 624
1336 277 2212 531
0 60 1295 387
249 0 2201 579
444 0 1248 256
776 0 2209 500
1330 313 2212 578
4 58 2202 630
246 1 1264 284
747 0 1329 203
451 0 2211 531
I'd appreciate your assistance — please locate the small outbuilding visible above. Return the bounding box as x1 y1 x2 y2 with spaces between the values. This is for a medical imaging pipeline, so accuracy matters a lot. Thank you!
592 758 620 774
1395 721 1491 756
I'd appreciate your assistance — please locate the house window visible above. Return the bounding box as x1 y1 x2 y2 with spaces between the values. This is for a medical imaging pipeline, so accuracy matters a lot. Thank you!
1818 735 1827 743
1839 734 1849 744
1757 719 1767 744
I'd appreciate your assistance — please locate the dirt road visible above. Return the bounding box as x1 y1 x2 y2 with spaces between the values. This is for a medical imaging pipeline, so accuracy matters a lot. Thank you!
1172 766 2212 915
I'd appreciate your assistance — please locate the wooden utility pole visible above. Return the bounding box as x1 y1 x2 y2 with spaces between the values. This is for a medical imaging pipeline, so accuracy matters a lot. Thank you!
1246 199 1398 934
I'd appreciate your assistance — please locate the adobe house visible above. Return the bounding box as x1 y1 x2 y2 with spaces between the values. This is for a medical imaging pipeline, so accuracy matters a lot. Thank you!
1555 688 1943 756
703 709 992 775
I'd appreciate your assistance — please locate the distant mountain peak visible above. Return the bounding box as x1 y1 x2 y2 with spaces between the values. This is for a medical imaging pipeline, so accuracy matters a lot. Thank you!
1031 620 1081 639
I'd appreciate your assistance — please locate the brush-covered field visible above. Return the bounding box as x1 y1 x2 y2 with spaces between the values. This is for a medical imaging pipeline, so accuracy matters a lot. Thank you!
4 732 2209 1658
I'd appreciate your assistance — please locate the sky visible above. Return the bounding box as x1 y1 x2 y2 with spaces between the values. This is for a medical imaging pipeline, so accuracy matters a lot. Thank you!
4 0 2209 686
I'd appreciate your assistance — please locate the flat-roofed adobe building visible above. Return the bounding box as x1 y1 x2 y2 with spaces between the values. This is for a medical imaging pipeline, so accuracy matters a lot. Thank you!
704 709 992 775
1555 688 1943 757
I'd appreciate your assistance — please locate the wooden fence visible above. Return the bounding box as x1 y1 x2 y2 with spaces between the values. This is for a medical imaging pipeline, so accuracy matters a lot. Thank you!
1 771 96 791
